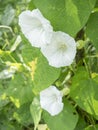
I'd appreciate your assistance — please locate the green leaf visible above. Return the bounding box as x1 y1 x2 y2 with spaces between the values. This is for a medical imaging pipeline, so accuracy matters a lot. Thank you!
22 43 60 94
86 12 98 51
0 90 9 109
7 73 34 107
70 67 98 119
22 44 40 63
95 0 98 7
43 99 78 130
28 0 36 10
0 123 15 130
30 97 42 130
74 116 87 130
13 103 33 126
0 50 15 62
32 0 96 36
84 125 98 130
32 53 61 94
0 103 22 130
1 4 15 25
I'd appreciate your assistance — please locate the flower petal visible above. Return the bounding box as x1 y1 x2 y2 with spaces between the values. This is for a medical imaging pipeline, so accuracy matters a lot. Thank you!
50 102 64 116
41 31 76 68
19 9 53 47
40 86 63 116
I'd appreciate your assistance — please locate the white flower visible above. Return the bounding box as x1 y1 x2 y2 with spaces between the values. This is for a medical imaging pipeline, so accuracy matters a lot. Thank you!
41 31 76 68
19 9 53 47
40 86 64 116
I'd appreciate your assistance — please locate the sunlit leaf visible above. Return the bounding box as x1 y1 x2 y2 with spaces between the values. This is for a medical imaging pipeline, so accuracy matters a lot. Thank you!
70 67 98 119
22 44 60 94
32 0 96 36
30 97 42 130
32 53 60 94
43 99 78 130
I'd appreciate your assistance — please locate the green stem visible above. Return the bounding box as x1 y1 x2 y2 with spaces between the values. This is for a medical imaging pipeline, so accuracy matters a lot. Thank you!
0 25 15 36
8 53 17 63
86 54 98 58
83 58 91 78
61 86 70 96
34 126 37 130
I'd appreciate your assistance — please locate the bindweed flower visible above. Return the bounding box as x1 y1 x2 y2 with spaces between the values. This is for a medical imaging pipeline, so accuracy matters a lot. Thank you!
40 86 64 116
19 9 53 47
41 31 76 68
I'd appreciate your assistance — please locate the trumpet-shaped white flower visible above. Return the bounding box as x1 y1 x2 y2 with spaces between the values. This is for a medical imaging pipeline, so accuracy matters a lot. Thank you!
41 31 76 68
19 9 53 47
40 86 64 116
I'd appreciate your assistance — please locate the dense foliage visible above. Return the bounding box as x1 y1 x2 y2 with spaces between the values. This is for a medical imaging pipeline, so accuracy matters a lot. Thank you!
0 0 98 130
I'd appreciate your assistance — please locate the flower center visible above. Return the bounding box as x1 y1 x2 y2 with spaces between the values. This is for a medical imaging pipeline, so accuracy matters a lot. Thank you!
59 43 67 51
52 94 61 102
37 22 43 29
32 18 43 29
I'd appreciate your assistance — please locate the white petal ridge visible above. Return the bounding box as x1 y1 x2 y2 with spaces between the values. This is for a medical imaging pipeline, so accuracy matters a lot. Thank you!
19 9 53 47
40 86 64 116
41 31 76 68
